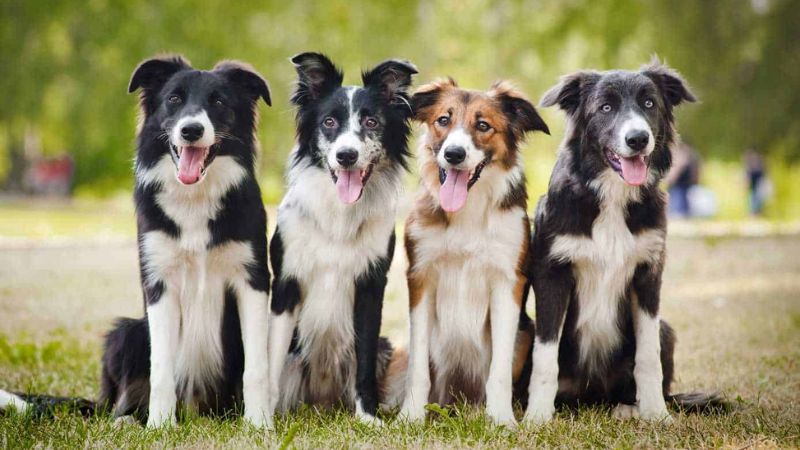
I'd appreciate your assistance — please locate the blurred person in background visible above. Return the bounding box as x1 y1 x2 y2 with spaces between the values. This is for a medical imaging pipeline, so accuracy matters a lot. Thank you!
666 141 700 217
744 147 771 216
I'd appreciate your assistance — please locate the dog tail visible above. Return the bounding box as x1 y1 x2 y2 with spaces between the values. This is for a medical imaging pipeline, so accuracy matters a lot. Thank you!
0 389 97 417
667 391 729 414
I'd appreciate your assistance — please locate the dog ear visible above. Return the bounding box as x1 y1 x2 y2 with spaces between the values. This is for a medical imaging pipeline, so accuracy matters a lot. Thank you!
128 55 191 94
362 59 418 108
641 59 696 108
539 71 598 115
491 81 550 136
214 61 271 106
290 52 343 105
410 78 457 122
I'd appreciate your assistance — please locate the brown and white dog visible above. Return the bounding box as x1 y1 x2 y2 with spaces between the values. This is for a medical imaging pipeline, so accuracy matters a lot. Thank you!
389 79 549 425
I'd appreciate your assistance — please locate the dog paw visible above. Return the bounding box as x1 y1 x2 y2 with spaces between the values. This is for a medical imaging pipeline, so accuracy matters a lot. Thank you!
398 401 427 422
356 412 384 427
638 406 673 423
522 405 554 425
487 408 518 428
243 410 273 429
146 411 176 429
612 403 640 420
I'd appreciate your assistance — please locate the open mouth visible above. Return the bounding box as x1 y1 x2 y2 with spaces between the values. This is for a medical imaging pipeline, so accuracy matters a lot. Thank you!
605 148 648 186
437 156 491 213
171 144 214 185
330 163 375 204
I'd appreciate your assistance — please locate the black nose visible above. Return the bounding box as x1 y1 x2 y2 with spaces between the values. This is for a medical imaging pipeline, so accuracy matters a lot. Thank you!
443 146 466 165
336 148 359 167
625 130 650 152
180 123 204 142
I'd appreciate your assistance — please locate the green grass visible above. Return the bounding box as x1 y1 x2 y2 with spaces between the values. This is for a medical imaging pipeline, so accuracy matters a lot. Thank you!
1 216 799 447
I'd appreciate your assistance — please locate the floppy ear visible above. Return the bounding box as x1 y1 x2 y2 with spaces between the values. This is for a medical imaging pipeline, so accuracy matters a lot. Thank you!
290 52 343 105
362 59 418 108
539 71 598 115
128 55 191 94
410 78 457 122
491 81 549 136
214 61 271 106
641 60 696 108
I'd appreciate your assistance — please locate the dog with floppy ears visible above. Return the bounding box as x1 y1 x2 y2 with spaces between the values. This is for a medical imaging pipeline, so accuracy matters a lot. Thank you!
267 53 417 424
387 78 549 426
103 55 273 427
523 62 724 424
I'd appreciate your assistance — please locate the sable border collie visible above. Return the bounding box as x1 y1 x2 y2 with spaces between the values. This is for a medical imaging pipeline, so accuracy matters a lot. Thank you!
523 62 721 424
390 79 549 426
1 56 274 427
267 53 417 424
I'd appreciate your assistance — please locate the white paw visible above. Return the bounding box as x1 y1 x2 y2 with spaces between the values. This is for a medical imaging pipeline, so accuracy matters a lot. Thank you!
146 392 177 428
612 403 640 420
243 409 273 429
356 412 384 427
146 410 176 429
487 407 518 427
639 406 673 423
398 400 427 422
522 404 554 425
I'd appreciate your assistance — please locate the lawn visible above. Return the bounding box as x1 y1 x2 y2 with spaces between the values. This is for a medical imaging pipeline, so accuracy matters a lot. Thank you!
0 203 798 448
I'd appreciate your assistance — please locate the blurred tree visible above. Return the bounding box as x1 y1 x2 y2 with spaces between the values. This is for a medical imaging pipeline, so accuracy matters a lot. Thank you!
0 0 797 195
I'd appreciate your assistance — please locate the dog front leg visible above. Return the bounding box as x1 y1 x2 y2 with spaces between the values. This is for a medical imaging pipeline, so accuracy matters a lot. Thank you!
486 277 522 426
236 280 271 428
399 276 433 421
146 284 179 428
632 262 672 422
523 262 573 425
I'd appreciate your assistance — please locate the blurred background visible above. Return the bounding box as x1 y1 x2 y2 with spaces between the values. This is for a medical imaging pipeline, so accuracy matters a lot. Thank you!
1 0 799 235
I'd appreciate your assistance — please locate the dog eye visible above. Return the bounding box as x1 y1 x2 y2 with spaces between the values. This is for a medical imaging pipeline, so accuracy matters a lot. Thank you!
364 117 378 129
436 116 450 127
323 117 337 128
168 95 182 104
476 121 491 132
601 104 613 113
644 99 654 109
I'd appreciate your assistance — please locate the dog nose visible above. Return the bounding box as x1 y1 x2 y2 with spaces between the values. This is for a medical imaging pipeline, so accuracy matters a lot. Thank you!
336 148 359 167
443 146 466 165
181 123 205 142
625 130 650 152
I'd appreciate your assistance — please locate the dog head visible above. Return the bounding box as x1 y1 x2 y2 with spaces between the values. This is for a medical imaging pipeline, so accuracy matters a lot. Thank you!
541 60 695 186
411 79 549 213
291 52 417 204
129 55 271 185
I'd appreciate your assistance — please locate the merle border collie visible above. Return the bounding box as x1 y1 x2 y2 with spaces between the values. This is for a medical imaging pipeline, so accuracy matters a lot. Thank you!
522 61 722 424
1 56 274 427
266 53 417 424
386 79 549 426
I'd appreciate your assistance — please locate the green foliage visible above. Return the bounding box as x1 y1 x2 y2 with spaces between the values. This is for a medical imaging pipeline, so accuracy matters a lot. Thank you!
1 0 798 206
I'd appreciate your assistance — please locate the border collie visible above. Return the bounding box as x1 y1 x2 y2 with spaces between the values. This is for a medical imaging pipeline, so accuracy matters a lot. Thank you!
105 55 273 427
389 79 549 426
522 62 722 424
267 53 417 424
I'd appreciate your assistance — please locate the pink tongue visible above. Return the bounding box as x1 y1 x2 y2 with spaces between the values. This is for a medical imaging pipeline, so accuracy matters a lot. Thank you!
335 170 364 204
620 155 648 186
177 147 205 185
439 169 469 212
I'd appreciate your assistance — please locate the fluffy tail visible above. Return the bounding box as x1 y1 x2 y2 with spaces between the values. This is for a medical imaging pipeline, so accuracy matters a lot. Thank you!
0 389 97 417
667 391 729 414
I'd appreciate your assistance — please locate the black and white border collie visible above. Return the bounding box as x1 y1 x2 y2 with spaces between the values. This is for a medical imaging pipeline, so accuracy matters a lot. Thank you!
267 53 417 424
391 79 549 426
102 55 273 427
523 62 714 424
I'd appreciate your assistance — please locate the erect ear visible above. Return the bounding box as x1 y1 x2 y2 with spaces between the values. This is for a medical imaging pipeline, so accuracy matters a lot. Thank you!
214 61 271 106
290 52 343 105
410 78 457 122
362 59 418 107
641 59 696 108
491 80 550 136
128 55 191 94
539 70 599 115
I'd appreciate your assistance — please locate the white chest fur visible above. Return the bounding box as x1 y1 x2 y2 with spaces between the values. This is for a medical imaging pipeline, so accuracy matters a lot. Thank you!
548 171 664 373
408 167 527 379
277 161 399 372
137 154 252 403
